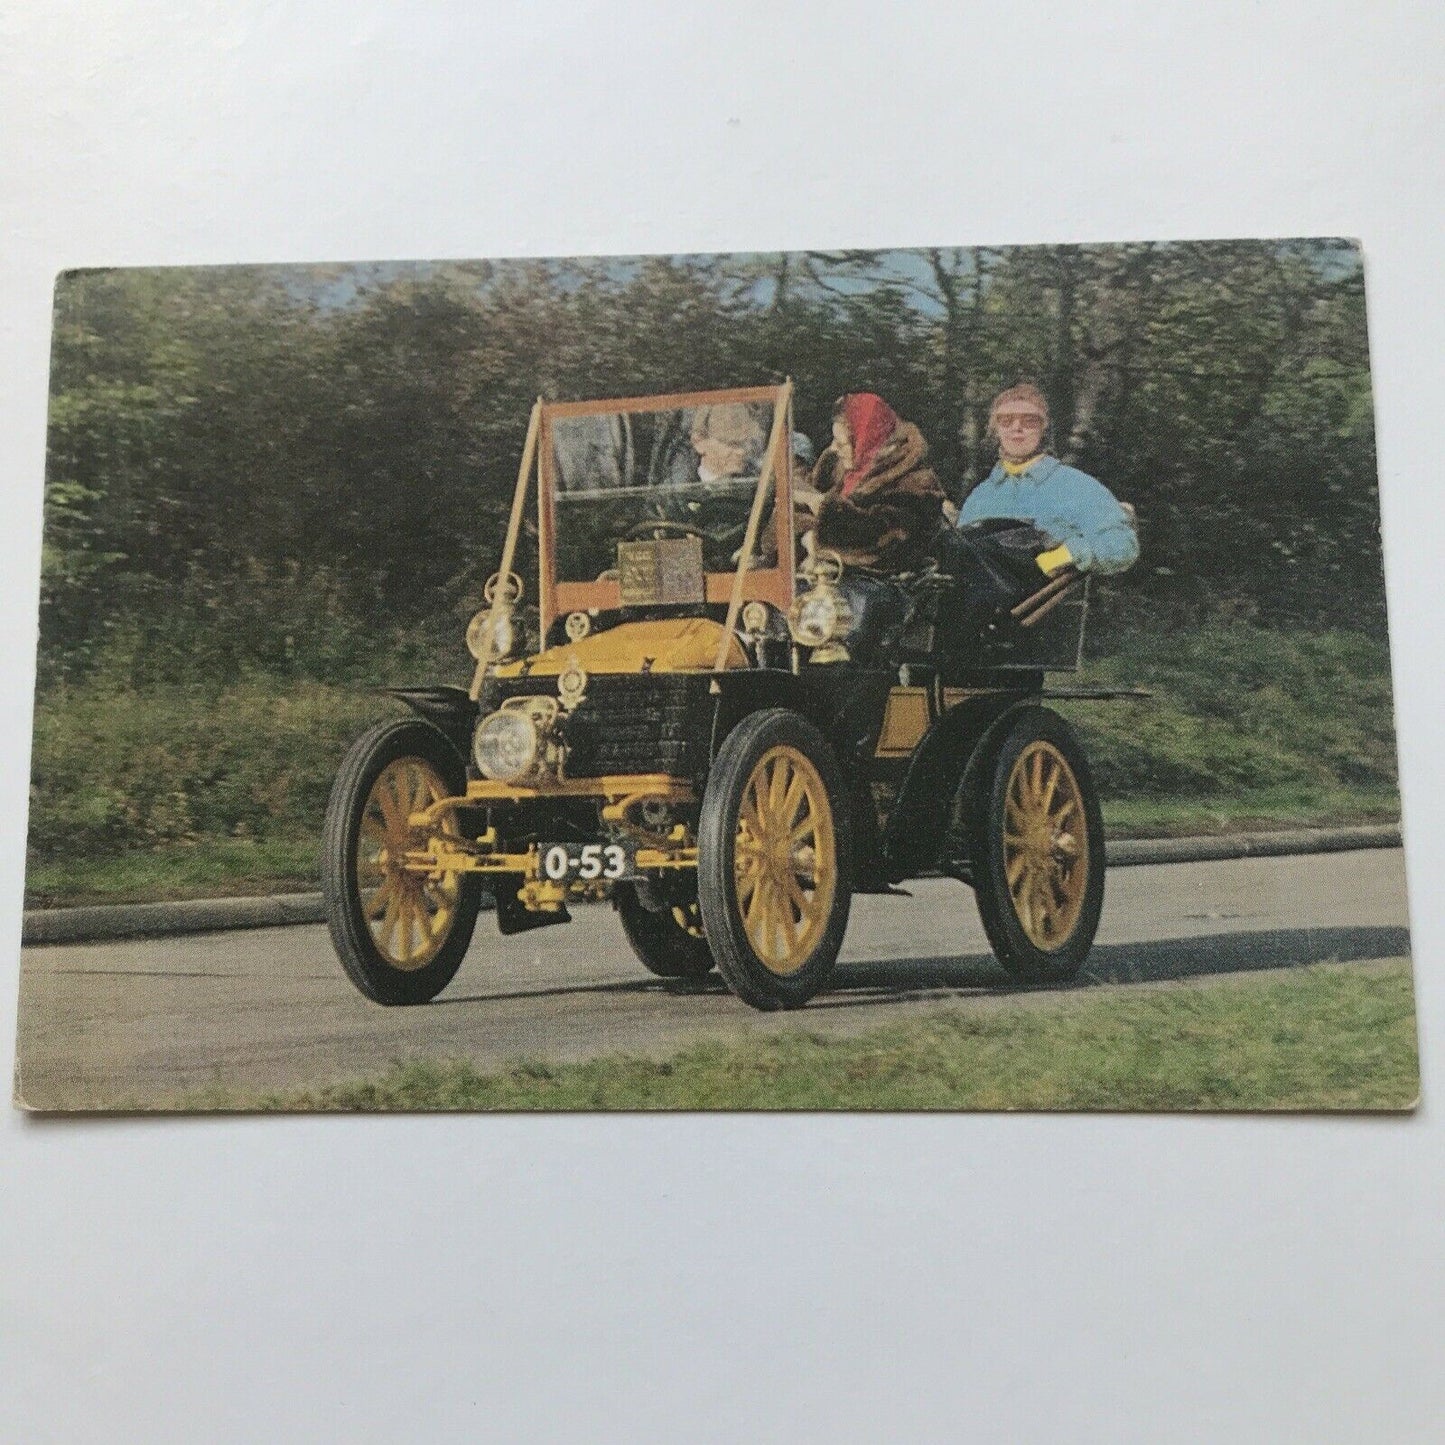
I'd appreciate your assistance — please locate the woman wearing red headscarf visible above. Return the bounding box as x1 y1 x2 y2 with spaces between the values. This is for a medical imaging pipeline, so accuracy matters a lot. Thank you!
808 393 945 571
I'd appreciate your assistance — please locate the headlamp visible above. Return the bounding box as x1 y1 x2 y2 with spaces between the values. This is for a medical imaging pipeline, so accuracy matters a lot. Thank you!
473 708 540 782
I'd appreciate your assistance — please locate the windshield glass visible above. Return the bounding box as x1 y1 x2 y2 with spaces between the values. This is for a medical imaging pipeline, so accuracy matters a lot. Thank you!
550 400 775 581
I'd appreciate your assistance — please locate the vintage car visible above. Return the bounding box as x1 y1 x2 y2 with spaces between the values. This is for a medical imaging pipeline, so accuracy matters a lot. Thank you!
321 383 1129 1011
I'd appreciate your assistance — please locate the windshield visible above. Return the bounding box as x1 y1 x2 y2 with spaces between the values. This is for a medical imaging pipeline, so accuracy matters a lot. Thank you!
535 387 796 632
549 400 775 581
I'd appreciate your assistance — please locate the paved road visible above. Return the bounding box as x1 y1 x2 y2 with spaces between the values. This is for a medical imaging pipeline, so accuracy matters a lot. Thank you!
16 849 1413 1109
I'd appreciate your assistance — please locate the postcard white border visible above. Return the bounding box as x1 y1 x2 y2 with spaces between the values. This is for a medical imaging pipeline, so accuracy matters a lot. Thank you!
2 4 1441 1439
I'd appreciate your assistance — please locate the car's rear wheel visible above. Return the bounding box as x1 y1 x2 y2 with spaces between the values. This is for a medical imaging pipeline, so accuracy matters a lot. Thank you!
971 707 1104 983
615 884 716 981
698 709 852 1010
322 718 482 1005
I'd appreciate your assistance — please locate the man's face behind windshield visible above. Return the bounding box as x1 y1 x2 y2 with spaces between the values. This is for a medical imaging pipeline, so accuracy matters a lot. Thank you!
692 431 750 479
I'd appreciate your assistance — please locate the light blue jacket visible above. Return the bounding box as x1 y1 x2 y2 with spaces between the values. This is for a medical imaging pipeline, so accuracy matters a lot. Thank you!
958 455 1139 574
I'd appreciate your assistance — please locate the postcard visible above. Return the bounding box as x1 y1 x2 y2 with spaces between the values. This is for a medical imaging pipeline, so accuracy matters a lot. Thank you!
14 240 1417 1110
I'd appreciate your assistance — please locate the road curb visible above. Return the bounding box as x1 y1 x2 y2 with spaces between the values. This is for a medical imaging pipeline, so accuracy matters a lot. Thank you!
22 824 1402 947
22 892 329 946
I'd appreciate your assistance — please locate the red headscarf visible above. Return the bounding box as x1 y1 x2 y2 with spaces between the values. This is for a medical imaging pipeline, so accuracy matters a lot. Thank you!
838 393 900 497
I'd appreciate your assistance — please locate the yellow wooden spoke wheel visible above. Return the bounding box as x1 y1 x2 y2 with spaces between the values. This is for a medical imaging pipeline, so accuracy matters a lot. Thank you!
699 709 852 1010
1001 740 1089 951
322 719 482 1005
972 708 1104 984
733 744 837 976
357 757 462 970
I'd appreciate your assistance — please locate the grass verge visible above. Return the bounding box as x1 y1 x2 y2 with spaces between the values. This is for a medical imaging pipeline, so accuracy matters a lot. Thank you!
1097 787 1399 839
23 836 323 910
228 961 1417 1113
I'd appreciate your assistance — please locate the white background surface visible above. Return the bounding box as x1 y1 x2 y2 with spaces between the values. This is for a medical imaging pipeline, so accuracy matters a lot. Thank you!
2 4 1442 1440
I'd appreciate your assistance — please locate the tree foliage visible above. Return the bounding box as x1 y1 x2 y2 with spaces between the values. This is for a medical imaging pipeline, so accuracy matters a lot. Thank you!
39 241 1385 686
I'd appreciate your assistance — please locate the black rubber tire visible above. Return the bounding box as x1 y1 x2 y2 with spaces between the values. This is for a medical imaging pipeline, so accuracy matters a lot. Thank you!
698 708 852 1010
970 706 1105 984
615 884 716 981
322 718 482 1005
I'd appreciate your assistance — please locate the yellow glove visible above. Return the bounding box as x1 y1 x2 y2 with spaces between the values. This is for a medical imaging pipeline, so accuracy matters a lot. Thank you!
1036 543 1074 576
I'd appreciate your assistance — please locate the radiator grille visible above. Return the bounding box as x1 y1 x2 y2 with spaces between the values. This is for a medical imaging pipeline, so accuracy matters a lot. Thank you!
479 673 708 779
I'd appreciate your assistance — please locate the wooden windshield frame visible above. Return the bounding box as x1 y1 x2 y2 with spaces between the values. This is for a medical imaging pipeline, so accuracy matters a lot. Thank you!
536 384 796 635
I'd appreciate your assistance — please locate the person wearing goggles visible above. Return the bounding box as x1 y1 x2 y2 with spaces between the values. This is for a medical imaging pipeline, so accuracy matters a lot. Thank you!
956 381 1138 576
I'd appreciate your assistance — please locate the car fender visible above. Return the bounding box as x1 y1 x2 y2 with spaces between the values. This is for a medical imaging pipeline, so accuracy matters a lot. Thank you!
882 691 1036 879
382 686 478 762
704 669 834 763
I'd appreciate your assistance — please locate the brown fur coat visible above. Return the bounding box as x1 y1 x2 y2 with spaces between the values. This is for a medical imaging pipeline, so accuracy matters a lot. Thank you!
811 421 945 571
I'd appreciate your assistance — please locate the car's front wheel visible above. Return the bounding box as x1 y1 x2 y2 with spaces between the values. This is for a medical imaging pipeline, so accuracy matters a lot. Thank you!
322 718 482 1004
971 707 1105 984
698 709 852 1010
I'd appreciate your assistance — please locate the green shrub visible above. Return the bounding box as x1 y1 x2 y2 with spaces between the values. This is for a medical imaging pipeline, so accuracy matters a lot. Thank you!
28 679 398 856
1067 622 1398 799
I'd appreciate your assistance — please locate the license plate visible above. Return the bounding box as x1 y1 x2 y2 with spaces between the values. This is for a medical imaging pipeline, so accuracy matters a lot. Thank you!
536 841 635 884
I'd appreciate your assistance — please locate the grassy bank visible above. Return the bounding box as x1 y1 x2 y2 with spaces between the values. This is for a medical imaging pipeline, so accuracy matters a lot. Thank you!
26 678 395 906
25 622 1400 908
1096 785 1399 839
24 837 325 909
1062 623 1398 800
236 961 1417 1112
